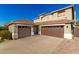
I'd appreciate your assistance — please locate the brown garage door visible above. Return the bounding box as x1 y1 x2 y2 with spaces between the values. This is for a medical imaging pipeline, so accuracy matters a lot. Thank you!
18 26 31 38
41 26 64 38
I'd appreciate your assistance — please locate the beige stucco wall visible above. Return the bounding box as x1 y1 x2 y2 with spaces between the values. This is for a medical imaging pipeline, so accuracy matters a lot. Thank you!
64 24 73 39
65 8 73 20
42 15 48 21
64 24 72 33
34 18 40 23
8 24 15 33
8 24 18 39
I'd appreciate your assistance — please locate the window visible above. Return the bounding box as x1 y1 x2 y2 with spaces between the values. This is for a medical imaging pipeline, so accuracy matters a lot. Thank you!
22 26 24 28
40 16 44 20
42 26 63 28
41 17 44 20
18 26 28 28
18 26 22 28
50 13 54 15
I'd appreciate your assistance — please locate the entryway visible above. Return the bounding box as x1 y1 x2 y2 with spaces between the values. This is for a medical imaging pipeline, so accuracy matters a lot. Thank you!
33 26 39 35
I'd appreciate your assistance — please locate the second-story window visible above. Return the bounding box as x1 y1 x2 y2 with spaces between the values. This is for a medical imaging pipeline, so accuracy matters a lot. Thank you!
50 13 54 15
40 16 44 20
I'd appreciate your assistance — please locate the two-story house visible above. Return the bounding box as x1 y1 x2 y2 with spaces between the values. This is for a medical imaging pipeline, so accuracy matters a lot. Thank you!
5 5 76 40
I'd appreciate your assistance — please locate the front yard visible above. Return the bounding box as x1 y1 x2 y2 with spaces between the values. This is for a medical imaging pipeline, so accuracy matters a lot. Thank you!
0 35 79 54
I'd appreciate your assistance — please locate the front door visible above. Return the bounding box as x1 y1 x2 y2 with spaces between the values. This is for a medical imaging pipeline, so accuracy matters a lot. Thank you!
34 26 39 35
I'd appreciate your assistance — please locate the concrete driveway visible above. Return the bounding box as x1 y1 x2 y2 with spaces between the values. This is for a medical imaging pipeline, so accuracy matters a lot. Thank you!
0 35 64 54
0 35 79 54
53 37 79 54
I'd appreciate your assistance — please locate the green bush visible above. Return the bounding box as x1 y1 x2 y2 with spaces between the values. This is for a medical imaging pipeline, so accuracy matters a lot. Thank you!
0 30 12 40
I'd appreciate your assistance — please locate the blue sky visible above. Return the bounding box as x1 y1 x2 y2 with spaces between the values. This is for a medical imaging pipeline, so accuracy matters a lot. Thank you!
0 4 78 26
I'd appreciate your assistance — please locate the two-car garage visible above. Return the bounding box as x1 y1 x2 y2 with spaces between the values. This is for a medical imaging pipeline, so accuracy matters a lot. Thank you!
41 25 64 38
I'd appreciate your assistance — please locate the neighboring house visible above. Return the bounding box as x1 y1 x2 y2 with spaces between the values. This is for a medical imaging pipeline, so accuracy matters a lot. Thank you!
5 5 77 39
34 5 75 39
5 20 33 39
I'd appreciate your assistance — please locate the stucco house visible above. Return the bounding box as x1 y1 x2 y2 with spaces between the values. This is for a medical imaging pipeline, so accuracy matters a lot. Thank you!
5 5 77 39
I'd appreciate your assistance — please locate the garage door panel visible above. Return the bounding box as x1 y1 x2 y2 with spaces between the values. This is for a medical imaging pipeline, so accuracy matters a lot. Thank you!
18 27 31 38
41 26 64 38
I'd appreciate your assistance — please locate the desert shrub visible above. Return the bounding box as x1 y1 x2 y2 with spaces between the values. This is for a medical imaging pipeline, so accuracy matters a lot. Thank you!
0 30 12 40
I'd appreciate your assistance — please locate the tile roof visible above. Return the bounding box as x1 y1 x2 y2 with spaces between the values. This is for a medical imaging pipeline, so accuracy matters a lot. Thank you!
34 19 75 25
5 20 33 26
